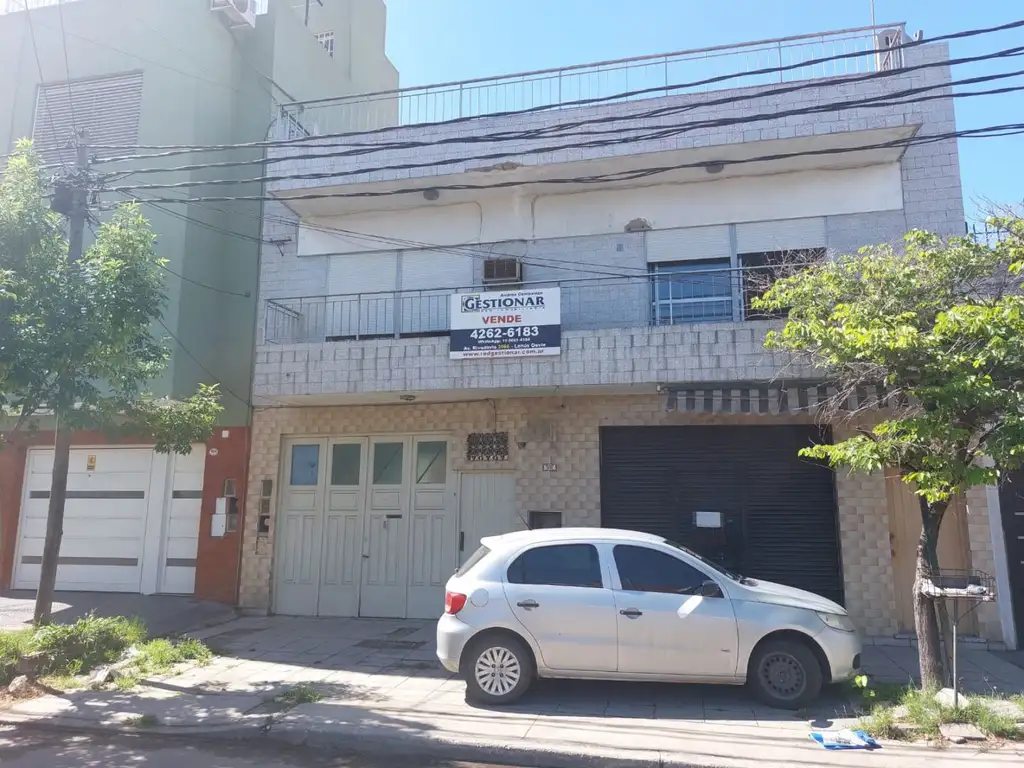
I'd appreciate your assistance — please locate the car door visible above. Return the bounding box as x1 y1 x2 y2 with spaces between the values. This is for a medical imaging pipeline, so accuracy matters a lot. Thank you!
611 544 739 678
502 542 618 673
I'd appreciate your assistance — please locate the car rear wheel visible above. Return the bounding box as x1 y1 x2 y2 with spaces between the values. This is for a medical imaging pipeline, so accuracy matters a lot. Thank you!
463 634 534 705
748 638 823 709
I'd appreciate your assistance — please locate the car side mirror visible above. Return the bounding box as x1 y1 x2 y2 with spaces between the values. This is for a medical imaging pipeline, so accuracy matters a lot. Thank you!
700 580 723 598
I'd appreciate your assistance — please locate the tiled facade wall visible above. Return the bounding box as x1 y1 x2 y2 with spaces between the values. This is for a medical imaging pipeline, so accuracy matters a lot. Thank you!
254 322 810 401
238 394 1000 641
964 485 1002 640
267 45 963 237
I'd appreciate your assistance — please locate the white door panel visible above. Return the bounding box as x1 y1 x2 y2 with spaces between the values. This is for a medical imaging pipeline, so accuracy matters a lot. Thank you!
406 437 455 619
610 543 739 678
359 439 410 617
458 473 519 566
502 543 618 673
273 441 327 616
318 439 368 617
14 448 153 593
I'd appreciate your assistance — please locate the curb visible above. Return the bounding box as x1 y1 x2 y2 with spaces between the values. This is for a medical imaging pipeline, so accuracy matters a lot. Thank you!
0 713 705 768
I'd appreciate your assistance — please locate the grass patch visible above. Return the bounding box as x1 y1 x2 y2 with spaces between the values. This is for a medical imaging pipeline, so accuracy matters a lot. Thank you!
0 629 34 686
1 615 146 687
1 615 212 692
858 687 1024 743
860 704 904 740
275 683 323 707
111 636 213 690
124 714 159 728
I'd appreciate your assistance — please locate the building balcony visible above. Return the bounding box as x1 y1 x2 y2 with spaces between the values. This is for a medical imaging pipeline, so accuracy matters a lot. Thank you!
254 266 809 404
264 22 933 224
281 23 906 137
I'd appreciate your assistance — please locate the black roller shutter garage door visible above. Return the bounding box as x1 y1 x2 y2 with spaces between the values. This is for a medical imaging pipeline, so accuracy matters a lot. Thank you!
600 425 844 605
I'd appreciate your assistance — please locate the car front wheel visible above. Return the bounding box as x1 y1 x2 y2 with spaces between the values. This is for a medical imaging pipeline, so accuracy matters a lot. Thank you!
463 634 534 705
748 638 823 709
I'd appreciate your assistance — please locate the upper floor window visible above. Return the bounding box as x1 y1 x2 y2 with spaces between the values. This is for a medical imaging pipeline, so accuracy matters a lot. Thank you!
740 248 824 320
316 31 336 58
650 260 734 325
32 72 143 169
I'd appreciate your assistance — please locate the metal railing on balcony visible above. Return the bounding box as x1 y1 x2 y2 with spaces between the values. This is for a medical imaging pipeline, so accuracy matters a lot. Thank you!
263 266 783 345
279 24 906 137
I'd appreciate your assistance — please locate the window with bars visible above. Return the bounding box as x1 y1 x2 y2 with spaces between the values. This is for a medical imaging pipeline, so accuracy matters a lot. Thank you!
649 260 734 325
315 31 335 58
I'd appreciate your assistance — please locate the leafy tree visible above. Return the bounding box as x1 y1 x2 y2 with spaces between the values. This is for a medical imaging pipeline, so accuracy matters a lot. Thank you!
755 216 1024 689
1 143 221 624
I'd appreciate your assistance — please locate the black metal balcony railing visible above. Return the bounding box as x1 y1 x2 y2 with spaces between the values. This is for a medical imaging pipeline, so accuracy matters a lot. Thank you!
278 24 906 138
264 266 780 345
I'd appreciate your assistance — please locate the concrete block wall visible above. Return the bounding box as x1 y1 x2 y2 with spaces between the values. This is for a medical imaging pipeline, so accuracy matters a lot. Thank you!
238 394 1001 643
965 484 1002 640
268 43 964 238
832 424 899 636
253 321 811 400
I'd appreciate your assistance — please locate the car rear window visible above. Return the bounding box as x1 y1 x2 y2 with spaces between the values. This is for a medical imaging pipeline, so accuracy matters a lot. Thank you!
456 545 490 576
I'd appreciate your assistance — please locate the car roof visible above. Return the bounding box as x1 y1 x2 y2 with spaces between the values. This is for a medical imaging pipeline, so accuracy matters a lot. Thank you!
480 527 664 551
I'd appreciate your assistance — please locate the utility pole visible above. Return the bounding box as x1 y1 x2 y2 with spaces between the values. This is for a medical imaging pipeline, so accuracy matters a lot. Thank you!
35 128 89 625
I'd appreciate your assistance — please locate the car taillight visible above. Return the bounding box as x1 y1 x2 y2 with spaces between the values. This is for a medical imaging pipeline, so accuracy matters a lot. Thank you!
445 591 468 615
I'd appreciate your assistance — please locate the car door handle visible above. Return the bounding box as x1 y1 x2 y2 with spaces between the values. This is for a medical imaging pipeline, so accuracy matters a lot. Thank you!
620 608 643 618
516 600 539 610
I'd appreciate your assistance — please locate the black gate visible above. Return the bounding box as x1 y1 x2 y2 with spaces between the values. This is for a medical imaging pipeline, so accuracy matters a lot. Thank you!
599 424 844 605
998 471 1024 647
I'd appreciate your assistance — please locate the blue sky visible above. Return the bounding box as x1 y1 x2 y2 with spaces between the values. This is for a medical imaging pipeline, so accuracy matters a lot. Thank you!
383 0 1023 221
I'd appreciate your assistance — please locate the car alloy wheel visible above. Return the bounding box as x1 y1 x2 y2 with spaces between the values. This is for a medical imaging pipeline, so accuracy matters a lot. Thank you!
758 651 807 701
474 645 522 697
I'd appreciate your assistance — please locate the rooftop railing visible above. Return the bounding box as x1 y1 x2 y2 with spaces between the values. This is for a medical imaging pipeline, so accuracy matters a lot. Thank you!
264 266 783 346
279 23 907 138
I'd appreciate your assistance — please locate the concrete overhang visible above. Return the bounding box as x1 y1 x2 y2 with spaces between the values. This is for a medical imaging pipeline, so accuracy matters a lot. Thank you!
273 125 919 218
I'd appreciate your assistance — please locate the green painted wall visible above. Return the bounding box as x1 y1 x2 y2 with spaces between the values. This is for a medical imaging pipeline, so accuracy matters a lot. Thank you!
0 0 397 426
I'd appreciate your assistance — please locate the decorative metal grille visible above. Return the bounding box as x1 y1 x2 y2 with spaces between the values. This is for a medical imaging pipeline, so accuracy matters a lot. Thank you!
466 432 509 462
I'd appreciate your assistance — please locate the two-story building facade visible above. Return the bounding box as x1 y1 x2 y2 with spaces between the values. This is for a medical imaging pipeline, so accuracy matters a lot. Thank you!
0 0 396 602
243 24 1018 648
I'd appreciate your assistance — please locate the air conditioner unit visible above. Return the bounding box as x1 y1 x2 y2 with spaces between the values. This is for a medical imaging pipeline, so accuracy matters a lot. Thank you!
483 258 523 287
211 0 257 29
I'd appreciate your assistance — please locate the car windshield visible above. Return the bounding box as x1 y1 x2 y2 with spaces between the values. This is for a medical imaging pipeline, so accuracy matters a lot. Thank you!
663 539 743 582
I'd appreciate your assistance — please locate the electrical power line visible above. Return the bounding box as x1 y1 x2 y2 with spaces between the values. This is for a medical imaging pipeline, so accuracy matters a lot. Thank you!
154 316 253 407
85 18 1024 159
108 121 1022 284
22 3 68 167
157 261 252 299
54 0 77 133
118 123 1023 205
103 70 1024 192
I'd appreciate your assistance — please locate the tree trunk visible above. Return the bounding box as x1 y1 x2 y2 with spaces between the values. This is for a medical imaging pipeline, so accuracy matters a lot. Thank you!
914 495 948 690
33 422 72 626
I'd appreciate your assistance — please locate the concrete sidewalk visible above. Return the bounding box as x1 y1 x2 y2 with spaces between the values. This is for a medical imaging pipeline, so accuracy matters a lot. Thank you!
0 592 237 636
3 616 1024 768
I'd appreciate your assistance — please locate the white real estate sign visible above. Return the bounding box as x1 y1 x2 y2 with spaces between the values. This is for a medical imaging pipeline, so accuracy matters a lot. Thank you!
449 288 561 360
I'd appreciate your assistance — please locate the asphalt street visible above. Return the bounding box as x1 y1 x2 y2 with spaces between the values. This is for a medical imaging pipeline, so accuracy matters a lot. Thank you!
0 726 543 768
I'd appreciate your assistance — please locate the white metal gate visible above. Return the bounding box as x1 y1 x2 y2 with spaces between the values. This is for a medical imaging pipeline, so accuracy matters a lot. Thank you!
273 435 455 618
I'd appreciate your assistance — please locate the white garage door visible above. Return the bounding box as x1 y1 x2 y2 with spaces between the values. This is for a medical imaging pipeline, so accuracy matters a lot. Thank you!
13 446 204 594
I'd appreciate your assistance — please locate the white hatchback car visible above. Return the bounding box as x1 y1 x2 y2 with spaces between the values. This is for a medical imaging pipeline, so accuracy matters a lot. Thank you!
437 528 861 708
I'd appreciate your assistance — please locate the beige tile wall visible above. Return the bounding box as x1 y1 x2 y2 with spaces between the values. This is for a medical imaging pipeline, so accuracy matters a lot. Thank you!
240 394 1001 641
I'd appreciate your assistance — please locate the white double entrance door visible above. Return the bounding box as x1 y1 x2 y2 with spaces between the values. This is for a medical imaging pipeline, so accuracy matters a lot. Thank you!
273 435 455 619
